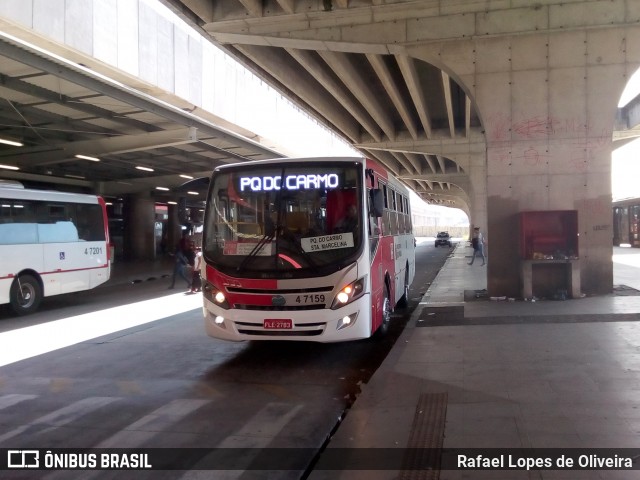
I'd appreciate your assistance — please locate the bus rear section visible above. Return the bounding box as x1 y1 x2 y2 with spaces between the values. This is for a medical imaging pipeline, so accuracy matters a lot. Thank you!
200 157 415 342
0 186 111 315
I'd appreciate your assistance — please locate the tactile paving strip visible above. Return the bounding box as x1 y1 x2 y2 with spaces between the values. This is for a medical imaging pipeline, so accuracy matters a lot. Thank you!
398 392 448 479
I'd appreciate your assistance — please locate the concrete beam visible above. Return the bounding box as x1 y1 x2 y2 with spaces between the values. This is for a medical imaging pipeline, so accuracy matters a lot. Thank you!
236 45 363 142
286 48 380 142
366 53 418 140
318 50 396 141
275 0 295 14
396 55 432 138
441 71 455 138
238 0 262 17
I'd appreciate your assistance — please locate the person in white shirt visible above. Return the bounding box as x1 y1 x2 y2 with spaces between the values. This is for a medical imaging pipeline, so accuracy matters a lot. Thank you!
468 227 486 266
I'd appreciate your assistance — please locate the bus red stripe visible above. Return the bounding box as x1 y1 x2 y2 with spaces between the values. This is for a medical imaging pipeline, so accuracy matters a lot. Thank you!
0 264 109 281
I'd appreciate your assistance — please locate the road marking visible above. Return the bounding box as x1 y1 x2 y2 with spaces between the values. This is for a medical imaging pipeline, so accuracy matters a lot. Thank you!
0 396 118 444
0 393 37 410
180 402 303 479
96 398 210 448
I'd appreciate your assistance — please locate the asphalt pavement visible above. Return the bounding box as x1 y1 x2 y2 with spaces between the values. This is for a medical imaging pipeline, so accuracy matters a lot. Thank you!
106 242 640 479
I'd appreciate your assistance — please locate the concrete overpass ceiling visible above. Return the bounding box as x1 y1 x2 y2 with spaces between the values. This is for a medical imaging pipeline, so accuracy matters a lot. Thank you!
160 0 482 211
0 33 283 197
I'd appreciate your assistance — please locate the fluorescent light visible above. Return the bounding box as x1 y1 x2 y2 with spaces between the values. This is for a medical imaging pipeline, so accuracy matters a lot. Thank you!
75 154 100 162
167 201 177 205
64 174 85 179
0 164 19 170
0 138 23 147
155 186 169 191
187 191 199 195
179 174 194 179
136 166 154 172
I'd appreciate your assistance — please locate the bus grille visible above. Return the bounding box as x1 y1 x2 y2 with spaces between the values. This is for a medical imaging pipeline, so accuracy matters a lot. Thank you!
234 320 326 337
235 304 322 311
227 286 332 294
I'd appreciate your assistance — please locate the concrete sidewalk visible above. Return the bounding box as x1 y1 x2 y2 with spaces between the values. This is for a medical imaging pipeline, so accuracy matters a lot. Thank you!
103 255 174 288
309 244 640 480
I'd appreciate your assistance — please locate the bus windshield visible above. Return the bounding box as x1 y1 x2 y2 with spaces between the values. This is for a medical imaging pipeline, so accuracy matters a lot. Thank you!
203 162 363 277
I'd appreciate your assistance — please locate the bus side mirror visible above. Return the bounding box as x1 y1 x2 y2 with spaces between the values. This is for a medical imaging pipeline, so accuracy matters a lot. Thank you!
370 189 384 217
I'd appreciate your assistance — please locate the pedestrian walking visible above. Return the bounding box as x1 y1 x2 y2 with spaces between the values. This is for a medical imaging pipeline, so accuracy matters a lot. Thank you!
468 226 486 266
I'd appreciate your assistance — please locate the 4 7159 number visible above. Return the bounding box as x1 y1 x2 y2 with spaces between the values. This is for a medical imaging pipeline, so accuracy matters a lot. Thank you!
295 294 325 304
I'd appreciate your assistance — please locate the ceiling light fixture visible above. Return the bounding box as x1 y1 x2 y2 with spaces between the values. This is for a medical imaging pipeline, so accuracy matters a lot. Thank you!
167 201 177 205
136 166 154 172
0 164 19 171
179 174 194 180
75 154 100 162
155 186 169 191
187 191 199 195
0 138 23 147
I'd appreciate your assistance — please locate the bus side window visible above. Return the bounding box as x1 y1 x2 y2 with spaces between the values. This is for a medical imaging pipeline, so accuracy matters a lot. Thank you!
75 204 105 241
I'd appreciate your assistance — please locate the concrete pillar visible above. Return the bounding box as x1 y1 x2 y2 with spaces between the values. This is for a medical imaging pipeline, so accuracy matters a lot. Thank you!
410 25 639 296
123 193 156 261
166 204 183 253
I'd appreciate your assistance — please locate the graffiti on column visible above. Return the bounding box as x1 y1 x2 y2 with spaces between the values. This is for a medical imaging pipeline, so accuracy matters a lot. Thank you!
485 114 610 171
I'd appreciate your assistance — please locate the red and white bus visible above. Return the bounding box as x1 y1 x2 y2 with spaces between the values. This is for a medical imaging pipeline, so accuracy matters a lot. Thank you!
201 157 415 342
0 183 111 315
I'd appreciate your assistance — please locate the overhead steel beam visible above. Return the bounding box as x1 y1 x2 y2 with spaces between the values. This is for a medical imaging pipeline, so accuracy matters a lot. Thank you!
15 127 198 167
0 100 116 144
0 73 157 133
0 34 282 160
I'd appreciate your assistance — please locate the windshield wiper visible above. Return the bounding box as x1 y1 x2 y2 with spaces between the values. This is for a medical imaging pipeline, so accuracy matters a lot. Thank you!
278 230 317 269
237 166 285 273
236 231 275 272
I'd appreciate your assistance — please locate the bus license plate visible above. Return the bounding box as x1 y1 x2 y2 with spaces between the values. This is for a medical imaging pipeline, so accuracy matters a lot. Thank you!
264 319 292 330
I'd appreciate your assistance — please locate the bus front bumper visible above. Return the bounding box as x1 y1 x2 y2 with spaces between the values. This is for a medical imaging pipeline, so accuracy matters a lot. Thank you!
203 294 372 343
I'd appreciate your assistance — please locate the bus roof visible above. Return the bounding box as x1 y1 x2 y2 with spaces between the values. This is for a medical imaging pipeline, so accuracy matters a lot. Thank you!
212 156 365 172
0 186 101 204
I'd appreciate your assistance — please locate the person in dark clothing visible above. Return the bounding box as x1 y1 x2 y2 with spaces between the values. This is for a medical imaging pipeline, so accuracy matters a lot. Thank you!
334 204 358 233
169 237 193 289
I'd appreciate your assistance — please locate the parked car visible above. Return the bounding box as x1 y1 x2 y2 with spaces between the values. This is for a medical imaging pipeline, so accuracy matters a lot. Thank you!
435 231 452 247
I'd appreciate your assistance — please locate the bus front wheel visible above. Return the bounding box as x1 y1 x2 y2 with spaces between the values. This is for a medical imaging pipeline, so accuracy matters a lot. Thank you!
10 274 42 315
375 287 392 338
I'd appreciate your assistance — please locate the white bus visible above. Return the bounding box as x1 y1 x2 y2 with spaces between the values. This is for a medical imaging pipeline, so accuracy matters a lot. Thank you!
200 157 415 342
0 183 111 315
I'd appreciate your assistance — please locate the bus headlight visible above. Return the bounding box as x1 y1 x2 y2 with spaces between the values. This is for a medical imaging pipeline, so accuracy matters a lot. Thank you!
331 276 366 310
337 313 358 330
203 282 230 309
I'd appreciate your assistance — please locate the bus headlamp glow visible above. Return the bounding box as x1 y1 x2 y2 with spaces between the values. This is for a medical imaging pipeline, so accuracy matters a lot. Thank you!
331 277 366 310
210 314 227 330
337 313 358 330
203 282 230 309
